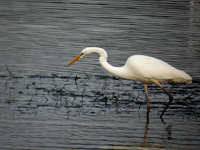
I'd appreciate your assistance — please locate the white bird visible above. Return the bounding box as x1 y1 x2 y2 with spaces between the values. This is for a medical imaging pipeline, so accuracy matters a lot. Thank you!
67 47 192 117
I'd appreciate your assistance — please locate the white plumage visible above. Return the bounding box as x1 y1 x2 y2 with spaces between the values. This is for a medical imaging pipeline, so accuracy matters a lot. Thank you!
67 47 192 117
124 55 192 83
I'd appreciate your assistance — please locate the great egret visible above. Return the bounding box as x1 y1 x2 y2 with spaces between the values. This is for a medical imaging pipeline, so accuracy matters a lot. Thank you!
67 47 192 117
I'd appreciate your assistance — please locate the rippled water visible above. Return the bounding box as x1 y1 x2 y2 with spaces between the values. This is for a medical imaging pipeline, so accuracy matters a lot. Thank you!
0 0 200 150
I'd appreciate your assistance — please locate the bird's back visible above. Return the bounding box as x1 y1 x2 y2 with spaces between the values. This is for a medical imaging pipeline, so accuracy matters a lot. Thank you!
125 55 192 83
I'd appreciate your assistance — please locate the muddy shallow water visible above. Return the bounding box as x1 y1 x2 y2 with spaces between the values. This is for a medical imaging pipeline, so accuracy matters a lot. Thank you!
0 0 200 150
0 74 200 150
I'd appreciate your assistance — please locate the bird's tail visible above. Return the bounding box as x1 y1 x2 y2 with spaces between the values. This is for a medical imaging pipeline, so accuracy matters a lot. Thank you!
178 70 192 84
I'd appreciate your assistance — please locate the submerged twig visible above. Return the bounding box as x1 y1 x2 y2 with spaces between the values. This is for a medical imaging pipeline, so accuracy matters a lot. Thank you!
74 74 79 89
5 65 14 77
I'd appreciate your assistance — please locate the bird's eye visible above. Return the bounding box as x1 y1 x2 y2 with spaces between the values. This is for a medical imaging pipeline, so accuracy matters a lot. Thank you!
80 52 84 58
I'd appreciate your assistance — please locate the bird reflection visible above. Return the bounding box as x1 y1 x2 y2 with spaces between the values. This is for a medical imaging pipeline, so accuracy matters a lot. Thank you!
142 111 150 146
142 111 172 148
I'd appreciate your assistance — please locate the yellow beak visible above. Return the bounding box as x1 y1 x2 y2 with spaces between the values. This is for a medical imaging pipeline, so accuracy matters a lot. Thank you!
67 53 82 67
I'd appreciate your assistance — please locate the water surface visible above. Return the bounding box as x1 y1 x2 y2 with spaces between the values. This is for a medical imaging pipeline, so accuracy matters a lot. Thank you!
0 0 200 150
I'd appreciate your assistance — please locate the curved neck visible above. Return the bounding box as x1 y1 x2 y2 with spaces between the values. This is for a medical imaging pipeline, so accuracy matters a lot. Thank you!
99 56 126 78
83 47 108 58
83 47 130 79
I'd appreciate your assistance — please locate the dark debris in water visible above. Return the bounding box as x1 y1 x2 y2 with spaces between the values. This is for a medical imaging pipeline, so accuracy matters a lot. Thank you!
0 73 200 117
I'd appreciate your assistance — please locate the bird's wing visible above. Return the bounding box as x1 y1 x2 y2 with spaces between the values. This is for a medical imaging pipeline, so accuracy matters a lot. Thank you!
126 55 184 82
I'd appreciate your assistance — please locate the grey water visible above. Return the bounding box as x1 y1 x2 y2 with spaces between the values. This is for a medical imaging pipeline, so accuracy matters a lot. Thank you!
0 0 200 150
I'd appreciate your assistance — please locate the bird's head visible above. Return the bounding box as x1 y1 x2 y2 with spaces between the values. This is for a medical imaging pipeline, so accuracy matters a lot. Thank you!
67 48 90 67
67 52 84 67
67 47 107 67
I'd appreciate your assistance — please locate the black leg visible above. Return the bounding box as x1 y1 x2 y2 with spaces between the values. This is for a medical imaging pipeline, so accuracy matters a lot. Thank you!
144 84 150 113
143 110 150 146
152 80 173 119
